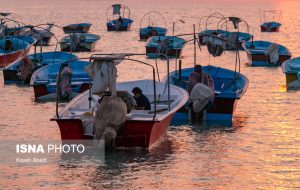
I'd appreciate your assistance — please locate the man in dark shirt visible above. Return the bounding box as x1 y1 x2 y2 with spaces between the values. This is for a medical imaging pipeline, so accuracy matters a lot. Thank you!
132 87 151 110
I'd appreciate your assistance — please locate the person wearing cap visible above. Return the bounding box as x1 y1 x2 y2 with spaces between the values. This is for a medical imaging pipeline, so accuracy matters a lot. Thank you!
132 87 151 110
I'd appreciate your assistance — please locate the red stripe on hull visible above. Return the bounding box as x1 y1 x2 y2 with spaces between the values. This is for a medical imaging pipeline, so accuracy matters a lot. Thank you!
33 84 49 98
0 50 27 68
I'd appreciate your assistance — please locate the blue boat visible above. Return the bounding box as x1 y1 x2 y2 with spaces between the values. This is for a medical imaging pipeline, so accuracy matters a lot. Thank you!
3 51 78 84
139 11 167 40
106 4 133 31
30 59 92 101
260 10 282 32
59 33 100 52
165 65 249 123
242 40 291 67
63 23 92 34
146 36 186 58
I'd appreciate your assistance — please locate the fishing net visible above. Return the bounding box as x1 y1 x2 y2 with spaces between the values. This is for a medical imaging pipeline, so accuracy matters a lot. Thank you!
265 43 279 64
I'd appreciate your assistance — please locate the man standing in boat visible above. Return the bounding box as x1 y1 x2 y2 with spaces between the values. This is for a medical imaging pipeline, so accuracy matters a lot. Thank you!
132 87 151 110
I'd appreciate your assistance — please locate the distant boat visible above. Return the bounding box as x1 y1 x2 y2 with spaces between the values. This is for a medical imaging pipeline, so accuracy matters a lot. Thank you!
3 51 77 84
243 40 291 66
63 23 92 34
106 4 133 31
260 10 283 32
0 37 31 68
146 36 186 58
282 57 300 89
30 60 92 101
59 33 100 52
139 11 167 40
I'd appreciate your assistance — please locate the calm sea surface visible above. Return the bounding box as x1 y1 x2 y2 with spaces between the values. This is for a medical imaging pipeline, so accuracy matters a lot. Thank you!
0 0 300 189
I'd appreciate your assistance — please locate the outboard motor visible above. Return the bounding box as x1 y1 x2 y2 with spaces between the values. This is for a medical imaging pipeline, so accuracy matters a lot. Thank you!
94 96 127 148
58 64 72 100
189 83 214 113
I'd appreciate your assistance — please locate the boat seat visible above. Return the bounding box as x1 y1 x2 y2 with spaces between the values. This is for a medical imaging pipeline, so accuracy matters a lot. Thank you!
146 94 178 104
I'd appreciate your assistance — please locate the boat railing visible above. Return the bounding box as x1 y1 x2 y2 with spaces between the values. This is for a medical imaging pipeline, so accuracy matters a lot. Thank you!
54 53 171 122
139 11 167 30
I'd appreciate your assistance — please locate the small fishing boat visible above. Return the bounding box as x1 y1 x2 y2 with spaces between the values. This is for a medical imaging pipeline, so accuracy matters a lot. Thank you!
0 12 24 35
164 17 249 122
106 4 133 31
3 51 77 84
0 37 31 68
166 65 249 121
59 33 100 52
146 36 186 58
282 57 300 89
199 29 227 45
139 11 167 40
51 54 189 149
243 40 291 66
199 15 252 50
63 23 92 34
260 10 282 32
30 59 92 101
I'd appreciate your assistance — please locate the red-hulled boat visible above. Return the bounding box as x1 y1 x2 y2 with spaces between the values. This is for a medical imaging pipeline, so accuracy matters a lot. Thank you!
0 37 31 68
51 54 189 149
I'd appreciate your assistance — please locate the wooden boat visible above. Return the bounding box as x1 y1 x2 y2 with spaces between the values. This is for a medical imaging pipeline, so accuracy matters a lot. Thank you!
51 54 189 149
260 10 282 32
165 65 249 121
282 57 300 89
63 23 92 34
3 51 77 84
106 4 133 31
243 40 291 66
0 37 31 68
59 33 100 52
30 60 92 101
139 11 167 40
146 36 186 58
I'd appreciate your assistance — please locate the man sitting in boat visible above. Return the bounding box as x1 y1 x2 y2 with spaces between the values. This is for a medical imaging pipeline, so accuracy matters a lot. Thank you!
117 16 123 23
187 65 214 94
132 87 151 110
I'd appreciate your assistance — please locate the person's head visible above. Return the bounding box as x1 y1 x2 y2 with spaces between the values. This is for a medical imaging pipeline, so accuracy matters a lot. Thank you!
194 64 202 74
132 87 142 98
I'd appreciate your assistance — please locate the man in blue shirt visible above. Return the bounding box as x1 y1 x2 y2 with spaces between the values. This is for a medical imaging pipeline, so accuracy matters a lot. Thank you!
132 87 151 110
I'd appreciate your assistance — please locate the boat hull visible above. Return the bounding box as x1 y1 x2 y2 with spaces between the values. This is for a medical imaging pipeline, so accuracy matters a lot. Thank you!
261 25 280 32
0 48 30 68
60 42 96 52
53 113 173 149
246 53 291 66
32 83 90 100
107 23 132 31
63 25 91 34
146 46 182 58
